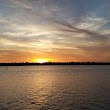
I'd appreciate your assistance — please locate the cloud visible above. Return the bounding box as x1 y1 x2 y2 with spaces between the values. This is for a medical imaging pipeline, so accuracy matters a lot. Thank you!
0 49 37 62
9 0 31 9
0 0 110 62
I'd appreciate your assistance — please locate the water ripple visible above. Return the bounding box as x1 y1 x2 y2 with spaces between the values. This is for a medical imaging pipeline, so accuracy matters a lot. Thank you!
0 65 110 110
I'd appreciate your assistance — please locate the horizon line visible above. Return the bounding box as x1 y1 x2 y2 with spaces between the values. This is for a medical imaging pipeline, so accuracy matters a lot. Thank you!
0 62 110 66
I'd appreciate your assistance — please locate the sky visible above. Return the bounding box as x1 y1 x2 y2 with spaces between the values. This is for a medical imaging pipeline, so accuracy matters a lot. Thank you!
0 0 110 62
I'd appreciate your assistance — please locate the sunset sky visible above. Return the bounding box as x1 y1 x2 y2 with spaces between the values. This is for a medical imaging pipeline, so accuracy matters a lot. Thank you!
0 0 110 62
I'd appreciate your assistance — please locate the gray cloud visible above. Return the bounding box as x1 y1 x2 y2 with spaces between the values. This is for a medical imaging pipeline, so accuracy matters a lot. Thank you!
0 0 110 62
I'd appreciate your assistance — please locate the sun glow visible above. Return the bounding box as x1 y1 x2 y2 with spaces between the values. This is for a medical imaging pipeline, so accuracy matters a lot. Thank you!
36 59 48 63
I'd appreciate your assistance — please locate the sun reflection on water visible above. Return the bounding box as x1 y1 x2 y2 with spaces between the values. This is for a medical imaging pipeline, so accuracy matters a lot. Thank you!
29 72 55 106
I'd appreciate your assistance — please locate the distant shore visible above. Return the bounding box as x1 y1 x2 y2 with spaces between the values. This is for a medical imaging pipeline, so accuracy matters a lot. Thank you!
0 62 110 66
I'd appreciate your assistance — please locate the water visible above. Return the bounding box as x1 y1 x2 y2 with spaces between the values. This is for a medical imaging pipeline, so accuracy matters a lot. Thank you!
0 65 110 110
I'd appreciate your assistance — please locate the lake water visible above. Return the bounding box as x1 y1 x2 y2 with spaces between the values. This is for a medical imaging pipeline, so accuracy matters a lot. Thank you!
0 65 110 110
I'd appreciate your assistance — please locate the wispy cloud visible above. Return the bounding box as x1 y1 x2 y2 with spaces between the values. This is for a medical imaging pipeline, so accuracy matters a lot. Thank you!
0 0 110 62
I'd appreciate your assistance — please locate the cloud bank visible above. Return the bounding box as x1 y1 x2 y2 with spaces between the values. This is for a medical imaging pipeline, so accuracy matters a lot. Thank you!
0 0 110 62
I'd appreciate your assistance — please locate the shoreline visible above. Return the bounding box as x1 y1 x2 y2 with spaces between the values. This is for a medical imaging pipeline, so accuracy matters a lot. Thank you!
0 62 110 66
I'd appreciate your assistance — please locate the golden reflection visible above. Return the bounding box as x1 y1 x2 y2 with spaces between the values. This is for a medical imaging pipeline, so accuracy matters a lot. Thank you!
32 72 55 105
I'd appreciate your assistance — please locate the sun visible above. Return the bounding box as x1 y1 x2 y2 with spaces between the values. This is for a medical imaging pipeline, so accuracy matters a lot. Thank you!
33 58 52 63
36 59 48 63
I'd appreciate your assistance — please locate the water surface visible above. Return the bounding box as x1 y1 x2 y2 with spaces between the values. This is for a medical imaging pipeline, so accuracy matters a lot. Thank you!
0 65 110 110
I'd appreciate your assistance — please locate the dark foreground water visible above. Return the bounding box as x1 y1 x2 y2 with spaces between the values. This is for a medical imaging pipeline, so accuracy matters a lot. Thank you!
0 65 110 110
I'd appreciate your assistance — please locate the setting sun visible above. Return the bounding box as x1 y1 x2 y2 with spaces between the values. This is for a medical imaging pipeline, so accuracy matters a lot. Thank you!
36 59 48 63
